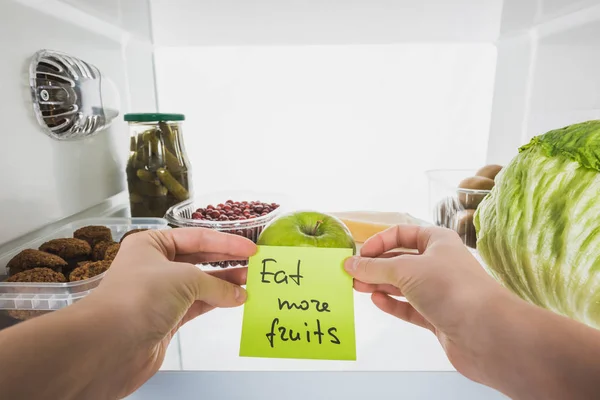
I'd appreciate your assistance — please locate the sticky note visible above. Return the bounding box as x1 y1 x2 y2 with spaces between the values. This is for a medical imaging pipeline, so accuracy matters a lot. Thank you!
239 245 356 361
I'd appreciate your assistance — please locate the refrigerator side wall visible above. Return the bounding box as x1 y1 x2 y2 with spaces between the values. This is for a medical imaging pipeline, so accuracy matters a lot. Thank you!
487 0 600 164
0 0 156 245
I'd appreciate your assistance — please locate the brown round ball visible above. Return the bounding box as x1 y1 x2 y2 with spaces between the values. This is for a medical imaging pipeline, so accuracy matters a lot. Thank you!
69 260 111 282
475 164 503 180
8 310 51 321
6 267 67 283
77 260 93 268
73 226 113 248
7 249 68 276
39 238 91 261
120 228 148 243
104 244 120 261
92 241 117 261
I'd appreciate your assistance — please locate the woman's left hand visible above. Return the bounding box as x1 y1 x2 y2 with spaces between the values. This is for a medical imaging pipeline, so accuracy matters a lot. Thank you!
84 228 256 397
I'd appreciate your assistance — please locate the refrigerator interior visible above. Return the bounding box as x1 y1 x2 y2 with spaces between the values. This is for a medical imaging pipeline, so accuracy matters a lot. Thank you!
1 0 600 374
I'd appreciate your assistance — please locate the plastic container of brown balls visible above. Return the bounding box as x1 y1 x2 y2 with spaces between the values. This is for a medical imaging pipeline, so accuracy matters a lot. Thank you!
0 218 169 330
426 166 502 249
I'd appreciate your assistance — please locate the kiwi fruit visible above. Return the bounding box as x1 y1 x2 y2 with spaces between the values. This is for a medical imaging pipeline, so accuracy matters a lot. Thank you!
434 196 463 228
459 176 495 191
458 176 495 208
475 164 503 180
453 209 476 236
453 209 477 248
461 232 477 249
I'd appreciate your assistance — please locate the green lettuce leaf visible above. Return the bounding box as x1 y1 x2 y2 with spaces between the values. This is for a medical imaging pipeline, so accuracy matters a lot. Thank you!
474 120 600 328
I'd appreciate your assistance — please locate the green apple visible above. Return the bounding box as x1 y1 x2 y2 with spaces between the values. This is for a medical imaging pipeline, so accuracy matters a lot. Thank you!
257 211 356 254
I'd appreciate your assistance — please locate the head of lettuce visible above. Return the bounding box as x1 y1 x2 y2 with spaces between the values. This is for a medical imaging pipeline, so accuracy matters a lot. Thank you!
474 120 600 329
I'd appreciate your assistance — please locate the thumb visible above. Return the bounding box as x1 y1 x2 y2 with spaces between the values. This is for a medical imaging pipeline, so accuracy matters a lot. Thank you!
183 264 247 307
344 254 419 289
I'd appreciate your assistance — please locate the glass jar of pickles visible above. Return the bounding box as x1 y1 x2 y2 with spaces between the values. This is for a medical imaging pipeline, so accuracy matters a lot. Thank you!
124 113 193 218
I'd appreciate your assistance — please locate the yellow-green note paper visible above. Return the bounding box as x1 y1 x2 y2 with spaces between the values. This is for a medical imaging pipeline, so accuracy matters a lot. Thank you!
239 245 356 361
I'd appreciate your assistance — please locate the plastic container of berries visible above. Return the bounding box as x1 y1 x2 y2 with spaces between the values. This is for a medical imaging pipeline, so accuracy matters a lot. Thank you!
164 191 288 268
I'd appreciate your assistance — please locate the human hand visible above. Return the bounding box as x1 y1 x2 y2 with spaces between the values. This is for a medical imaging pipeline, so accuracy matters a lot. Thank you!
81 228 256 398
344 224 514 385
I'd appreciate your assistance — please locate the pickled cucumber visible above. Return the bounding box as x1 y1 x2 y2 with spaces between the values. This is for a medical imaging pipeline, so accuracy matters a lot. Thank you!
129 192 144 203
159 122 178 153
165 150 183 173
156 168 189 201
136 169 159 185
134 180 168 197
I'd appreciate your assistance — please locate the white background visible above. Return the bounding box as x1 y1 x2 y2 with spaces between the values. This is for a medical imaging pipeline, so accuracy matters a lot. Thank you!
155 44 497 222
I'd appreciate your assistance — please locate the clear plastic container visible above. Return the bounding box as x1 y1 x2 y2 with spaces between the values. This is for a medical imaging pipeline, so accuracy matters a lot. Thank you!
426 169 492 249
164 191 288 268
0 218 169 329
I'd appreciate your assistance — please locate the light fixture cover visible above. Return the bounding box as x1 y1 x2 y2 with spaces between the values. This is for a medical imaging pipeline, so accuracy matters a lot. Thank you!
29 49 120 140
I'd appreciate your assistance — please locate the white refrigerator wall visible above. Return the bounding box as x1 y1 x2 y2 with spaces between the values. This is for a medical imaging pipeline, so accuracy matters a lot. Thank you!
151 0 503 46
154 45 496 221
0 0 156 245
151 0 502 222
487 0 600 164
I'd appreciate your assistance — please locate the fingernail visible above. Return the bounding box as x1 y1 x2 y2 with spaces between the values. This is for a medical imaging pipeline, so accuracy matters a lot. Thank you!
345 256 359 272
235 286 246 302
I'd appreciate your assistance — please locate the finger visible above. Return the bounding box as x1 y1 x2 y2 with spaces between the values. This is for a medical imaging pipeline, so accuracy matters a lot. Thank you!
189 267 247 307
344 253 419 287
361 225 455 257
369 250 418 259
353 280 403 296
132 228 257 261
206 267 248 286
360 225 423 257
175 252 249 264
371 292 433 332
178 267 248 326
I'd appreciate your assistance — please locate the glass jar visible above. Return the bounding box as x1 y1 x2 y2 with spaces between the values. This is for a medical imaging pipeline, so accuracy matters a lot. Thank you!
124 113 193 218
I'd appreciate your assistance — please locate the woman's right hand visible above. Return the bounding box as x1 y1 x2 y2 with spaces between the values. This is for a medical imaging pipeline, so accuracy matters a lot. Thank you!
343 224 515 385
345 224 600 400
